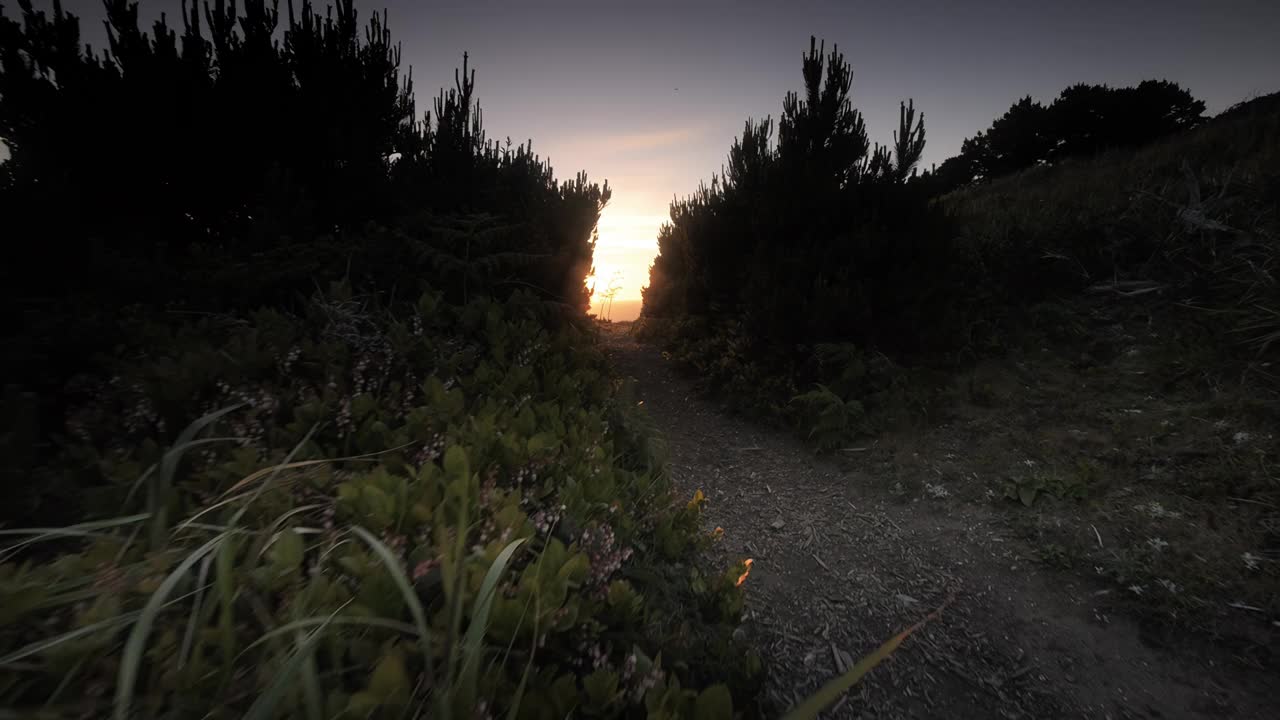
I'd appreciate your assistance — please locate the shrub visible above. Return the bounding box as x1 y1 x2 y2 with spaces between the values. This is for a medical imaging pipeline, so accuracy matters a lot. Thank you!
0 285 760 718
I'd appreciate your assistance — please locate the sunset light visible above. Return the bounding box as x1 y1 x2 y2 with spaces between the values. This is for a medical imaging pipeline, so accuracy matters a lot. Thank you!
5 0 1277 715
587 207 664 321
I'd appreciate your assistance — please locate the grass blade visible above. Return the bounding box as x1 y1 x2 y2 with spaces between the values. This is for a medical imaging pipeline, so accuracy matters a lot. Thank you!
349 526 435 688
458 539 527 699
0 514 151 562
114 534 226 720
242 610 339 720
239 616 419 657
1 583 212 666
781 595 953 720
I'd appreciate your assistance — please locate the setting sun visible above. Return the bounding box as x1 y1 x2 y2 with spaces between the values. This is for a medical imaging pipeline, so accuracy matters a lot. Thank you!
587 207 664 321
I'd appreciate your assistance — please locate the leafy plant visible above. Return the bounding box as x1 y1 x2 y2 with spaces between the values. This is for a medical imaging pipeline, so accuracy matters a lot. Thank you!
0 288 759 718
1002 468 1090 507
790 385 866 451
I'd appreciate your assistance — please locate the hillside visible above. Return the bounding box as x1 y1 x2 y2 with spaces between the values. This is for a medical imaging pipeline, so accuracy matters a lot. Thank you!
633 40 1279 716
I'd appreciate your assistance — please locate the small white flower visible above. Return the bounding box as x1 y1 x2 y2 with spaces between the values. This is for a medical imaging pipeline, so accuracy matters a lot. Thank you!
1022 459 1038 467
1128 584 1145 596
924 482 950 499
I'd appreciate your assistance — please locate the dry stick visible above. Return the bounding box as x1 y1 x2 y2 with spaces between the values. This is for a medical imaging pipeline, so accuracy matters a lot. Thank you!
1228 496 1279 509
812 553 832 573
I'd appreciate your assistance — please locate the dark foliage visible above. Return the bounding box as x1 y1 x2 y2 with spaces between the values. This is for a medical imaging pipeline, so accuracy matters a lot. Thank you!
917 80 1206 195
0 0 609 312
643 37 959 360
640 43 1275 453
0 0 613 527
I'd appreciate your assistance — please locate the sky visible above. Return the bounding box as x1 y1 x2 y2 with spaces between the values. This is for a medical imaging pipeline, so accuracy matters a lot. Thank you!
17 1 1280 319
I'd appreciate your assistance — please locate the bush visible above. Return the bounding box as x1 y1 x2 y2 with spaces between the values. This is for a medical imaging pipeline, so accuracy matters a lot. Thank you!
0 285 760 718
638 37 974 441
642 37 954 354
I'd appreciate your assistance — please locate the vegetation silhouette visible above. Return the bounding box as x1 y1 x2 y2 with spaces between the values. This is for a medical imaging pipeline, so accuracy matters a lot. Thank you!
918 79 1206 195
1 0 611 471
0 0 608 312
643 37 954 358
639 38 1278 452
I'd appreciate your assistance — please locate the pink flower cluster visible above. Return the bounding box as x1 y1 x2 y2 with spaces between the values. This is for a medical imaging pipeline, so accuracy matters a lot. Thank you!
412 432 446 468
530 507 562 536
579 522 633 588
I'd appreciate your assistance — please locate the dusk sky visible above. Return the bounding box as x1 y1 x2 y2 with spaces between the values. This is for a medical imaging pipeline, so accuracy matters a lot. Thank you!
31 1 1280 317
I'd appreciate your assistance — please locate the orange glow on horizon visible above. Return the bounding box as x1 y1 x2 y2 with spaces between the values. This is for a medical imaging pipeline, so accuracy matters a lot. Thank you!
587 207 664 321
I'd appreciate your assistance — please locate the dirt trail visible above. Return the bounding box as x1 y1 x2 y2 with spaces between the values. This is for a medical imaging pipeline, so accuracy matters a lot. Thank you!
601 322 1273 720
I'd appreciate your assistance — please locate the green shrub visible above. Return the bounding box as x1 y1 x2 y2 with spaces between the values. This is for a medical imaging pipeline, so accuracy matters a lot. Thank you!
0 286 759 718
789 385 866 451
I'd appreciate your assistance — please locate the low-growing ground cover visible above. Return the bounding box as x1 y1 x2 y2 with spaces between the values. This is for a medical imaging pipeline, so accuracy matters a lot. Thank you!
0 284 760 719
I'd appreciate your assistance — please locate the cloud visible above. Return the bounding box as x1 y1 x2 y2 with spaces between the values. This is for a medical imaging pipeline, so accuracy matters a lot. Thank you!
552 126 703 159
609 127 702 153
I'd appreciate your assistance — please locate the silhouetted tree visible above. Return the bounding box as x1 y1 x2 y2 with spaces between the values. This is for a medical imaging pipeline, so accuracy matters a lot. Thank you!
644 36 954 357
923 79 1206 195
0 0 609 312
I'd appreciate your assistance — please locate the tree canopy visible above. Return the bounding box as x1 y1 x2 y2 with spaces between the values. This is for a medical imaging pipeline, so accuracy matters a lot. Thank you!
920 79 1206 194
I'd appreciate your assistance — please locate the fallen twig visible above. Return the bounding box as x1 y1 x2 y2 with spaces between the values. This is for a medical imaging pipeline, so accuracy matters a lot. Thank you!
1086 282 1167 297
812 553 831 573
1228 496 1279 509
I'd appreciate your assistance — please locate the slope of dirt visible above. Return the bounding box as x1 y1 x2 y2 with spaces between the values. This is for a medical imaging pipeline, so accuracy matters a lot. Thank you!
600 321 1277 719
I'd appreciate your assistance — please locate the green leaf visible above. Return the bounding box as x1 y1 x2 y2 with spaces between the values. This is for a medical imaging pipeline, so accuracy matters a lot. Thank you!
368 649 410 705
444 445 469 480
526 432 558 454
583 668 620 709
694 684 733 720
270 530 304 570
